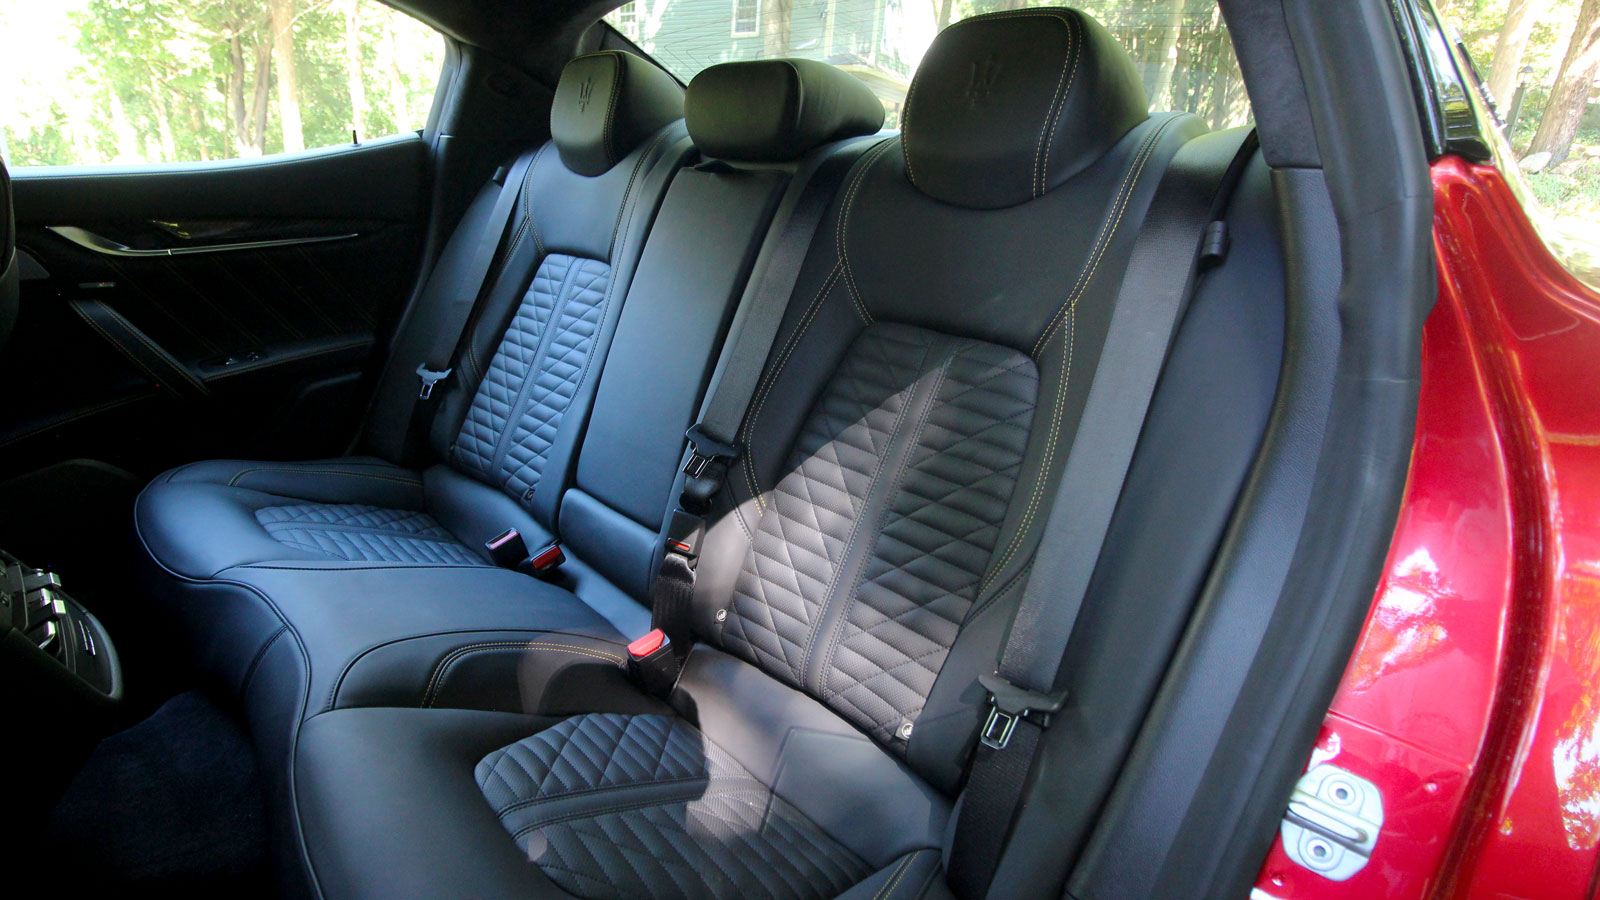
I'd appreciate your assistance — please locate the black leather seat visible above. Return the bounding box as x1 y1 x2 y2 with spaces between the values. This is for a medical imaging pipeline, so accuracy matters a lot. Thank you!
284 10 1285 899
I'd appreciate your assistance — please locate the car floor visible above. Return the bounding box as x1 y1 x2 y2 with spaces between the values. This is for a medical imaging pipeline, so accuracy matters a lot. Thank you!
39 691 273 900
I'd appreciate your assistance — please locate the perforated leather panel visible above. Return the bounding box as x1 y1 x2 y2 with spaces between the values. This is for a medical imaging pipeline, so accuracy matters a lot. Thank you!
254 503 483 565
478 714 871 900
454 253 611 500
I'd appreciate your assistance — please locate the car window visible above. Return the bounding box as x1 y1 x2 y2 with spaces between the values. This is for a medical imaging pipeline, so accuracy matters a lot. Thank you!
606 0 1251 129
0 0 445 167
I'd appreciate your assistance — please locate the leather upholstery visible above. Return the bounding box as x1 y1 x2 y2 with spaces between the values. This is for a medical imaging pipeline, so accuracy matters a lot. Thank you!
687 60 885 163
900 8 1148 209
552 52 686 177
134 19 1291 900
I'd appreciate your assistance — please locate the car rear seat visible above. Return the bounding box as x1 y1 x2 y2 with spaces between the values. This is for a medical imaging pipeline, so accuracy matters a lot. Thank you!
281 10 1286 900
136 51 690 582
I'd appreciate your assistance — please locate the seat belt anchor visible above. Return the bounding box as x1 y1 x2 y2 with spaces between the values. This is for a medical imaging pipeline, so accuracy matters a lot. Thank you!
416 364 453 400
977 672 1069 751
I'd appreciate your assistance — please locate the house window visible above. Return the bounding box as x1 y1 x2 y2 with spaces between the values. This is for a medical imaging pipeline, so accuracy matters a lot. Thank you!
614 1 639 39
732 0 760 37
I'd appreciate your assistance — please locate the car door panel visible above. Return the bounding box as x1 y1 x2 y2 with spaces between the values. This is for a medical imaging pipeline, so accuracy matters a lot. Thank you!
3 135 428 477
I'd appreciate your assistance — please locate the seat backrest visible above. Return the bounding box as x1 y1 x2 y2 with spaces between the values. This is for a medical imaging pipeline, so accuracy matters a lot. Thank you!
688 8 1207 794
559 59 886 604
365 51 693 513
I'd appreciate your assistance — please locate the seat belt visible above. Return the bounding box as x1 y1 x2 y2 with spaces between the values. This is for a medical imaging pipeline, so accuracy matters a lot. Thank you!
648 138 881 650
401 148 539 440
946 127 1259 900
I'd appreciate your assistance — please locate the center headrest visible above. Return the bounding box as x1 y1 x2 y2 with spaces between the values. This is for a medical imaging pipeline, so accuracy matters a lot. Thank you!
685 59 885 162
901 8 1148 209
551 51 685 177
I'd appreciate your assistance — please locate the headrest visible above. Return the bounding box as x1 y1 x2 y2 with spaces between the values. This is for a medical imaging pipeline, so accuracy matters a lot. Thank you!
551 51 685 177
901 8 1148 209
685 59 885 162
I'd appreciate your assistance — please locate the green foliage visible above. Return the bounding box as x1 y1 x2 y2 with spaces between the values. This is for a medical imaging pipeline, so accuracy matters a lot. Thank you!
0 0 443 166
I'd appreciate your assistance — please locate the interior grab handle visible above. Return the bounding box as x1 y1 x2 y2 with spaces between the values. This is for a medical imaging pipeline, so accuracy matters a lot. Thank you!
46 225 356 258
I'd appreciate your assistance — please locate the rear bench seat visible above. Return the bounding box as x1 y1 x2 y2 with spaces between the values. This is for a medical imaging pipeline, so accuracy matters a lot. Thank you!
139 8 1289 899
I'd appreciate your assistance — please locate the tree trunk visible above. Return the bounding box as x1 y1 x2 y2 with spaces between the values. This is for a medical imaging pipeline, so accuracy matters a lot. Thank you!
1148 0 1188 109
386 17 407 132
250 38 272 156
150 81 177 162
229 32 249 155
762 0 793 58
1488 0 1552 109
342 0 366 139
270 0 304 153
934 0 954 31
1529 0 1600 165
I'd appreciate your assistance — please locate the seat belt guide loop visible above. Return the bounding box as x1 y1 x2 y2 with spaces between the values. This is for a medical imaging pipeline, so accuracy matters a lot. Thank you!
416 364 452 400
977 672 1069 750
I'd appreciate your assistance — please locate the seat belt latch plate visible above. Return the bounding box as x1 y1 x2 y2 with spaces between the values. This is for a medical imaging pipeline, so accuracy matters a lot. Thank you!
682 425 740 479
416 364 452 400
978 672 1068 751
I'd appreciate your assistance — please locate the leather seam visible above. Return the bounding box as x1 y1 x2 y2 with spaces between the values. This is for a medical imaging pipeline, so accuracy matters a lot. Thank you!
738 262 843 514
491 773 711 818
836 139 897 326
1030 115 1175 359
796 332 933 690
1032 13 1081 198
818 339 953 708
871 854 916 900
225 466 421 489
421 640 625 708
240 624 289 695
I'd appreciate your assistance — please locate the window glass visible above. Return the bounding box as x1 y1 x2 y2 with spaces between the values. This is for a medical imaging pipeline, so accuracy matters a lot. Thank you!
607 0 1251 129
0 0 445 167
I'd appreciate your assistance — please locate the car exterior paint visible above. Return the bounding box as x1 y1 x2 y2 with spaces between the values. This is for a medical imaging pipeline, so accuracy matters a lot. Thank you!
1251 143 1600 900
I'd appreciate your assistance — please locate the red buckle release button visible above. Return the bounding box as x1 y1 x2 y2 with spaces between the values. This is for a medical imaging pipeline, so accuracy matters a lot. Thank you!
628 628 668 659
529 542 565 572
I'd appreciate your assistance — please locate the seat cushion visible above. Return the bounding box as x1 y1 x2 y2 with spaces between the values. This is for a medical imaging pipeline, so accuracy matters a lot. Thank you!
477 713 874 900
136 457 482 579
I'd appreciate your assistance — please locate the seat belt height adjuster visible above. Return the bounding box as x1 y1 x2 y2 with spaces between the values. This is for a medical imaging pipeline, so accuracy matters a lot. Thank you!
978 672 1069 751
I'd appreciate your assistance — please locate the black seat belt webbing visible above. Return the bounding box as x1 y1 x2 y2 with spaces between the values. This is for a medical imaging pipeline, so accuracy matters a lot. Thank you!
678 139 879 503
650 139 880 647
946 127 1259 899
405 149 538 424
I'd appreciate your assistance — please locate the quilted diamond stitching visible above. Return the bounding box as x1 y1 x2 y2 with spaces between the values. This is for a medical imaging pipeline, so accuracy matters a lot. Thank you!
721 327 933 688
826 343 1036 744
254 503 483 565
477 713 872 900
500 257 610 498
455 255 568 479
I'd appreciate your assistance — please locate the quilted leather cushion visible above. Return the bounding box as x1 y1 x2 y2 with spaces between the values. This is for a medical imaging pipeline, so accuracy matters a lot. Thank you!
454 252 612 502
255 503 485 566
477 713 873 900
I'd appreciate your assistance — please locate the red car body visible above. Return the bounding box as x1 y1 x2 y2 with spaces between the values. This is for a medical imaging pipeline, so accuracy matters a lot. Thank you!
1252 139 1600 898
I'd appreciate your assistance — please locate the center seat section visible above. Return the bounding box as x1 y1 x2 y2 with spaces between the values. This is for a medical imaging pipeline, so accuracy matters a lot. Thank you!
286 9 1287 900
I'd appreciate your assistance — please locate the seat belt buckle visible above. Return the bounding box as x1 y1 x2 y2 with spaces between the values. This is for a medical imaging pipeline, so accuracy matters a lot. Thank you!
977 672 1069 751
627 628 680 696
485 528 529 569
524 541 565 578
416 364 452 400
681 424 740 479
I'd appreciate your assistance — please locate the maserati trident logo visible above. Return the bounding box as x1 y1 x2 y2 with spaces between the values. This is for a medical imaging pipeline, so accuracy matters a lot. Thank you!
577 76 595 112
964 56 1001 108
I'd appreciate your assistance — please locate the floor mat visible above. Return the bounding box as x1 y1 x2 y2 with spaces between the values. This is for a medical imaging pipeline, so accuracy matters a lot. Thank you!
43 691 271 898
